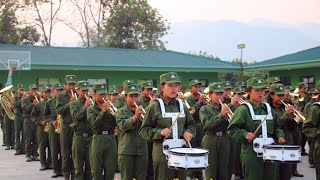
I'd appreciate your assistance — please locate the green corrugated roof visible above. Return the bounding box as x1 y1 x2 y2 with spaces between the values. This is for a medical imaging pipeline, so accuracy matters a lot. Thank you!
245 46 320 71
0 44 239 72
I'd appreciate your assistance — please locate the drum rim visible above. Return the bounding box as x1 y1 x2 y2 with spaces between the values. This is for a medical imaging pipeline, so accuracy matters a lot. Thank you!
169 147 208 155
263 144 301 149
168 165 208 171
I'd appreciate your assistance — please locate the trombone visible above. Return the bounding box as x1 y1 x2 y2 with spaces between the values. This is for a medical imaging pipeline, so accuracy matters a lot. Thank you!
133 101 146 119
281 100 306 122
219 99 233 121
102 97 117 116
228 95 246 104
84 94 94 106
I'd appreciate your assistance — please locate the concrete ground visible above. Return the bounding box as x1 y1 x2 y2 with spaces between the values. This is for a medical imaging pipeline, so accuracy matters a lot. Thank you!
0 131 315 179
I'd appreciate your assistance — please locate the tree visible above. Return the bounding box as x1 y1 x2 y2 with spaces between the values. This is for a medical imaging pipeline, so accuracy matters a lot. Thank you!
189 51 222 61
0 3 19 44
101 0 170 49
18 26 41 45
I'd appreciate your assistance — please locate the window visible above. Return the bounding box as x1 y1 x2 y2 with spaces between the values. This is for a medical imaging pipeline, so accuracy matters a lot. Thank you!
37 78 60 89
300 76 315 89
280 77 291 85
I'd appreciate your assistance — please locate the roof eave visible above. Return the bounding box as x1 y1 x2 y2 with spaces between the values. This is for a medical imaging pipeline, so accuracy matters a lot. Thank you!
244 61 320 71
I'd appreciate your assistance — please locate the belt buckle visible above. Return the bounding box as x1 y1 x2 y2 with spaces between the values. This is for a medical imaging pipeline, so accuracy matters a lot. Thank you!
216 132 223 136
102 131 109 135
83 133 88 138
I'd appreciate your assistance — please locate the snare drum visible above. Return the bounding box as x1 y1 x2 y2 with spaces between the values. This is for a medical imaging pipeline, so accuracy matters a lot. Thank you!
167 148 209 170
263 144 301 163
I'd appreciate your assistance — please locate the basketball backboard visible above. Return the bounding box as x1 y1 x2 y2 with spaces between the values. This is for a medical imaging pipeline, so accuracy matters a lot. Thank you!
0 51 31 70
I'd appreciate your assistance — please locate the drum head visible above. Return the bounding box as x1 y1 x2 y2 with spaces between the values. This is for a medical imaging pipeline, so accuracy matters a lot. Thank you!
264 144 300 149
169 148 208 155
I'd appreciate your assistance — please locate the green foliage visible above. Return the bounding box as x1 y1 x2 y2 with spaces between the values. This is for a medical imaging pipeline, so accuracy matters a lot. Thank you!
18 26 41 45
189 51 222 61
100 0 169 49
0 4 19 44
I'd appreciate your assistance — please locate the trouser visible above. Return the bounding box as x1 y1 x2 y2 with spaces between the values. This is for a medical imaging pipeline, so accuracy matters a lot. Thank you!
1 119 6 145
292 127 302 172
202 134 229 180
309 137 316 164
189 122 203 180
24 117 38 157
146 142 154 180
153 141 186 180
4 114 15 147
15 116 24 153
118 154 148 180
234 141 243 176
60 125 74 177
278 163 292 180
90 134 117 180
314 140 320 180
241 143 277 180
37 126 51 166
299 124 307 152
72 134 92 180
228 136 236 179
49 124 62 174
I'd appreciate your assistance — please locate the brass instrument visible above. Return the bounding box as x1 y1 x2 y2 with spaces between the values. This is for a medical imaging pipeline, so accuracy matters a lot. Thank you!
197 91 211 102
85 94 94 105
102 98 117 116
33 93 40 102
219 99 233 121
177 92 195 113
71 89 77 100
0 85 15 120
227 95 246 104
133 102 146 119
44 121 49 133
55 114 61 134
281 100 306 122
292 88 305 102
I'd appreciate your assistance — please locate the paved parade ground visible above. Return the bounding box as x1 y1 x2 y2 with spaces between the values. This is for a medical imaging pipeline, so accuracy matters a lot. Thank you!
0 132 315 180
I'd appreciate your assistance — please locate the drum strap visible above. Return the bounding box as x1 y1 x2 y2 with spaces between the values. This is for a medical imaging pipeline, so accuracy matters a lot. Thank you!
312 102 320 107
245 102 273 140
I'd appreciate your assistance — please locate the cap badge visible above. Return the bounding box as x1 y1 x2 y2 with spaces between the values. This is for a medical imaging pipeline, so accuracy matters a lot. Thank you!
218 85 221 88
280 87 283 90
101 85 105 88
131 86 136 90
148 82 151 85
84 83 87 85
171 74 176 78
258 80 262 84
70 76 73 79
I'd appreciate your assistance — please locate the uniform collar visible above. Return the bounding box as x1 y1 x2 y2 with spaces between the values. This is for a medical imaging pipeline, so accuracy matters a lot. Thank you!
160 96 176 105
123 105 135 116
248 100 267 110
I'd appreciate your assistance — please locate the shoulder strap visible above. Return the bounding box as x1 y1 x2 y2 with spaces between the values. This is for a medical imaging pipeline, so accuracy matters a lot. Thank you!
312 102 320 107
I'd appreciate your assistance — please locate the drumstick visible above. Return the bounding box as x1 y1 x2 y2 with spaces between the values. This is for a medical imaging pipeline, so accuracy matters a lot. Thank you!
169 110 183 130
253 111 271 135
187 140 192 149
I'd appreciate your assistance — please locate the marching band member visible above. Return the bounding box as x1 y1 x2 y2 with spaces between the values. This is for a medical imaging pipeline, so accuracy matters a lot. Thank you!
222 81 232 104
87 83 117 180
139 72 195 180
200 82 229 180
108 85 119 104
227 77 285 180
70 81 93 180
13 84 25 155
116 84 148 180
115 80 134 109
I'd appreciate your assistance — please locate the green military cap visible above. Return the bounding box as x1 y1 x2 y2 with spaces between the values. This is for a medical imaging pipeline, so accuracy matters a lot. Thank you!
297 82 307 88
76 81 89 90
124 84 140 94
17 84 25 89
268 76 282 84
53 83 64 90
208 82 225 93
235 81 246 87
317 80 320 89
109 88 118 95
29 84 37 90
93 83 107 94
123 80 134 87
308 88 319 94
222 81 232 89
42 85 51 92
65 75 77 83
141 80 153 89
152 88 159 95
189 79 201 87
160 72 181 84
285 85 295 91
247 77 266 89
109 85 117 89
232 87 245 94
270 84 285 95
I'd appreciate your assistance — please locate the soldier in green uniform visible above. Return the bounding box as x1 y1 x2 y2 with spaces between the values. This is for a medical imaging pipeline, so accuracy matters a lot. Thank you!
222 81 232 104
70 81 92 180
116 84 148 180
21 84 40 162
304 88 319 168
31 85 52 170
303 80 320 180
4 88 15 150
48 83 64 178
56 75 77 180
268 84 299 180
87 83 117 180
108 85 119 105
13 84 25 155
139 72 196 180
0 105 5 146
115 80 134 109
200 82 230 180
185 79 205 180
227 77 285 180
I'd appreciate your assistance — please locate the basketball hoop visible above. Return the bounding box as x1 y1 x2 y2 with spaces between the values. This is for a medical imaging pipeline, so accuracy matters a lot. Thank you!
11 66 17 71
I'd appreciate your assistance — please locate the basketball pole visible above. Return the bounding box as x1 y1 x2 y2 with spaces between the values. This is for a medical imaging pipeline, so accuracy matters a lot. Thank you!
6 66 16 86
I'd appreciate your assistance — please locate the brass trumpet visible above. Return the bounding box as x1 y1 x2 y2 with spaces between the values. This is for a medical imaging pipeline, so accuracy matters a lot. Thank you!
71 89 77 100
281 100 306 122
219 99 233 121
133 101 146 119
228 95 246 104
33 93 40 102
102 98 117 116
84 94 94 106
197 91 211 102
177 92 195 113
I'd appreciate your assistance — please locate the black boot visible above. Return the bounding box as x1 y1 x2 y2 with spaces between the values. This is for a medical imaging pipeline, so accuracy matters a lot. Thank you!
292 170 304 177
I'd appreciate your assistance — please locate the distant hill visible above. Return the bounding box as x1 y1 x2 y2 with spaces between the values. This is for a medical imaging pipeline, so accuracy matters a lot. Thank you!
164 19 320 62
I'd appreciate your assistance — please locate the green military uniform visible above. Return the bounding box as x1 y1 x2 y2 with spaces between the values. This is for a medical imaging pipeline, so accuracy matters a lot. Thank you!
227 78 285 180
116 84 148 180
56 75 76 179
47 83 64 177
31 85 51 170
222 81 232 104
139 72 196 180
115 80 134 109
70 81 92 180
13 84 25 154
21 84 39 161
0 107 5 146
3 107 14 149
87 83 117 180
200 82 229 180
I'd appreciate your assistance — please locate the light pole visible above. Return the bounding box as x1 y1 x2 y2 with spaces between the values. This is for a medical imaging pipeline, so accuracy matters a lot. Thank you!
237 44 245 81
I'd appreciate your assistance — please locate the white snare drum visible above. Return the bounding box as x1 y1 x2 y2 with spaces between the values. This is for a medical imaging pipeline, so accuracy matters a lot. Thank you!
167 148 209 170
263 145 301 163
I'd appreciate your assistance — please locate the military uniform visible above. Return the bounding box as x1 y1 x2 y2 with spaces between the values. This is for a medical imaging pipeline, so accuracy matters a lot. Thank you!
56 75 76 179
87 83 117 180
227 78 285 180
70 81 92 180
31 85 51 170
200 82 229 180
3 107 14 149
13 84 25 154
115 80 134 109
116 84 148 180
139 72 196 180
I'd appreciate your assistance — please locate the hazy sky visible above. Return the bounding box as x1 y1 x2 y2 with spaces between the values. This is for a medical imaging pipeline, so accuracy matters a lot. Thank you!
148 0 320 24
